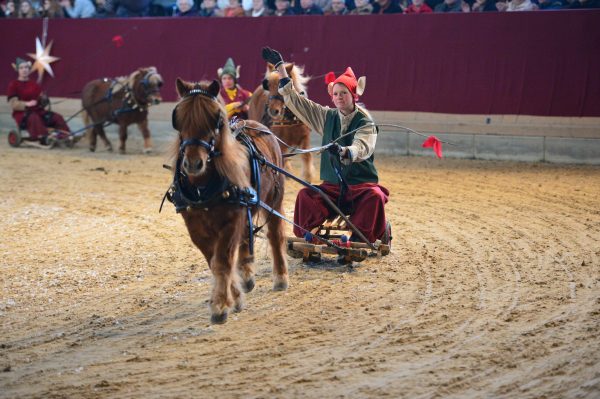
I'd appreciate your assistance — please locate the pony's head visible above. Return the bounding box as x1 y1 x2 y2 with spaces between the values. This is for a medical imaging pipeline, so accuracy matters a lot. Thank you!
130 66 163 105
173 78 249 186
262 63 309 121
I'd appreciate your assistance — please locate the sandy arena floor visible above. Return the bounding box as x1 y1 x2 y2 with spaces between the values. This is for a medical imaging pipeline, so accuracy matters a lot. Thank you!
0 139 599 398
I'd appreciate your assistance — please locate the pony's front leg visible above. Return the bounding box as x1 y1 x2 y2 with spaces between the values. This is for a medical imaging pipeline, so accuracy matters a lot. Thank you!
138 119 153 154
237 240 256 293
118 124 128 154
209 238 242 324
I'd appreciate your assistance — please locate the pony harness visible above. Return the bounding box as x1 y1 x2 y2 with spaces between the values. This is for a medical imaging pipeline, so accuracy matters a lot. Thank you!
161 127 268 254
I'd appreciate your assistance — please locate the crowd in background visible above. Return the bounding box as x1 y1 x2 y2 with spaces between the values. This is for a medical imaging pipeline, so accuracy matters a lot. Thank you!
1 0 598 19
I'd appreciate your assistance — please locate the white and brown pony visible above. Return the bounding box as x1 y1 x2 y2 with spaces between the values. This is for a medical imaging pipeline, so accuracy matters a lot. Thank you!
82 66 163 154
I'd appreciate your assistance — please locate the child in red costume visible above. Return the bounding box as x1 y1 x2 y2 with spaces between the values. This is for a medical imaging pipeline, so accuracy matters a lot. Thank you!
218 57 253 120
7 57 70 144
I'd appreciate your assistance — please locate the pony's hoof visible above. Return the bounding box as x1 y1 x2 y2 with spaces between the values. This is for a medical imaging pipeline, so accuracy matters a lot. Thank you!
243 278 255 293
119 148 126 155
234 302 244 313
143 147 153 155
211 311 228 324
273 281 288 291
89 147 96 152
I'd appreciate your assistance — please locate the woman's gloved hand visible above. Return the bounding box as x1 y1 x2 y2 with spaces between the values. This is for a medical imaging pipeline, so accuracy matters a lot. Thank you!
261 47 284 69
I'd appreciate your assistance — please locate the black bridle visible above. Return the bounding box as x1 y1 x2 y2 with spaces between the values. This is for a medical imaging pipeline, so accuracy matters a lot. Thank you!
174 87 224 162
266 93 302 126
139 69 163 98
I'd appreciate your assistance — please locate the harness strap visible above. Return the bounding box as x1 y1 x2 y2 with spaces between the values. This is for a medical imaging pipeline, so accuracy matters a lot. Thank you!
329 151 350 211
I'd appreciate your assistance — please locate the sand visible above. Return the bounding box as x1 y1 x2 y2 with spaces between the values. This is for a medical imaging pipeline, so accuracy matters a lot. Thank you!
1 141 599 398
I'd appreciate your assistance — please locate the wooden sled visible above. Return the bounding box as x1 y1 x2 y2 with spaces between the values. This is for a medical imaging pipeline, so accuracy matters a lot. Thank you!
287 215 391 265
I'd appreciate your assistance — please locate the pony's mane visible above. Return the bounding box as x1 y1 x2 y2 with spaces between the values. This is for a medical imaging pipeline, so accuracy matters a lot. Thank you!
172 80 249 188
265 63 310 94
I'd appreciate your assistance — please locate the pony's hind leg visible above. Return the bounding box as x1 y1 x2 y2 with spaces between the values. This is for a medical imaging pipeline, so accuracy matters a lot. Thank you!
138 119 153 154
237 240 256 293
230 271 245 313
267 212 289 291
97 127 113 152
118 125 128 154
88 126 97 152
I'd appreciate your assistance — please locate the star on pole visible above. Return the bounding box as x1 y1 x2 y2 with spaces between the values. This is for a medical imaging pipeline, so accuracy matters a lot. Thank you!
27 37 60 82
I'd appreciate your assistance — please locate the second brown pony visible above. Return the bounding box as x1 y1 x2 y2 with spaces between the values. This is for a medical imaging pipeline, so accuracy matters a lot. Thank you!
81 66 163 154
250 63 315 183
170 78 289 324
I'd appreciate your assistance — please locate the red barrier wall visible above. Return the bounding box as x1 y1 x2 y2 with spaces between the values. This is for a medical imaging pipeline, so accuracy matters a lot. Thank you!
1 11 599 116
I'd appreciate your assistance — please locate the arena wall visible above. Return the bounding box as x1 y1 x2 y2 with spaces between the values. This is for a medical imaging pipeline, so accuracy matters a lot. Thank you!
1 12 599 162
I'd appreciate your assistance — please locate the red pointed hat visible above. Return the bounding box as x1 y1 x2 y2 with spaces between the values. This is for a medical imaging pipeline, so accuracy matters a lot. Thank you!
325 67 366 101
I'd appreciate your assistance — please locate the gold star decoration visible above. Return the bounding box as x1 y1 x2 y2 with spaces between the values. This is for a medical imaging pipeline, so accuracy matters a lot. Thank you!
27 37 60 82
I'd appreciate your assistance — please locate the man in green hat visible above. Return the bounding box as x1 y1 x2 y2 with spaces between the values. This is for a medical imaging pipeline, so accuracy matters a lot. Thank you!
218 57 253 120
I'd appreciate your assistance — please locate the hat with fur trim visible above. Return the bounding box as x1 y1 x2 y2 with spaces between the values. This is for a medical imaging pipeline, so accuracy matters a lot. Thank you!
218 58 240 80
324 67 365 101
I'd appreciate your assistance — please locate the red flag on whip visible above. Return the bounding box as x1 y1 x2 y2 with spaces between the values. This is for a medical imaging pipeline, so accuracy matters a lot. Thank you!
421 135 443 158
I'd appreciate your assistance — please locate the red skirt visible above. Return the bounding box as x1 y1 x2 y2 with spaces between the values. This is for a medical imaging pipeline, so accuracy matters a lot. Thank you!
293 182 389 243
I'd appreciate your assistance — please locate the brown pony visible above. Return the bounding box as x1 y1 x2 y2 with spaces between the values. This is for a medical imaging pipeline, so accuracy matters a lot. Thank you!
170 78 289 324
250 63 315 183
81 66 163 154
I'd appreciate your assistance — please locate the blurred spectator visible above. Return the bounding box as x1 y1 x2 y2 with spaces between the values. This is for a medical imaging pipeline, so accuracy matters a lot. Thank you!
105 0 151 16
60 0 96 17
222 0 244 15
246 0 273 15
273 0 295 13
349 0 373 14
398 0 410 10
40 0 66 16
217 0 228 9
315 0 332 12
3 0 17 15
299 0 324 13
174 0 197 14
150 0 176 15
498 0 537 10
241 0 253 11
325 0 347 12
434 0 462 11
94 0 112 15
537 0 565 8
405 0 432 12
199 0 221 15
471 0 497 10
373 0 402 13
18 0 39 16
568 0 600 7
